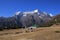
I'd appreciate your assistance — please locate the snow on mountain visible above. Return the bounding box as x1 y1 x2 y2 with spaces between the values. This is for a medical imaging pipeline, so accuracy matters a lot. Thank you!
10 9 54 28
15 9 53 19
39 16 43 19
23 9 39 15
34 9 40 15
23 11 34 15
23 14 27 16
43 12 48 16
34 9 38 12
15 11 21 15
49 13 53 17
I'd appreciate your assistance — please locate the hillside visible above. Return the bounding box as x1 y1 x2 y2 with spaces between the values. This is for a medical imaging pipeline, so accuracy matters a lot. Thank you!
0 25 60 40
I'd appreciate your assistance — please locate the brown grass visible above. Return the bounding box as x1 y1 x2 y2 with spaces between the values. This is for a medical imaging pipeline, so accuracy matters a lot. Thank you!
0 25 60 40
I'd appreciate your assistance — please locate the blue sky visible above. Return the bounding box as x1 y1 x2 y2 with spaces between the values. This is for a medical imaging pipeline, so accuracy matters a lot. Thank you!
0 0 60 17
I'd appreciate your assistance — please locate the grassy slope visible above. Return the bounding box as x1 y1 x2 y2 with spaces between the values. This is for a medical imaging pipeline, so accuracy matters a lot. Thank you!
0 25 60 40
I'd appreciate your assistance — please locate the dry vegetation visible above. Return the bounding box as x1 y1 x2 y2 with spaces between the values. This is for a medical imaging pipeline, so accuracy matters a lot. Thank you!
0 25 60 40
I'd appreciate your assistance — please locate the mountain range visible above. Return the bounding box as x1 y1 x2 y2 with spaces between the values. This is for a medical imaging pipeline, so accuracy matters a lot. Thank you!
0 9 54 30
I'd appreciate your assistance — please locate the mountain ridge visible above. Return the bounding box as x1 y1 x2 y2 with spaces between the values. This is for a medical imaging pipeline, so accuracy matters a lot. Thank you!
0 9 54 30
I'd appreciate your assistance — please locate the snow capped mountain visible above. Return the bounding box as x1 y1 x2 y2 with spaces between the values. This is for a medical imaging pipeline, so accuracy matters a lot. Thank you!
18 9 39 17
34 9 38 12
14 9 53 21
34 9 40 15
49 13 53 17
15 11 21 15
0 9 54 29
15 9 53 17
22 9 39 15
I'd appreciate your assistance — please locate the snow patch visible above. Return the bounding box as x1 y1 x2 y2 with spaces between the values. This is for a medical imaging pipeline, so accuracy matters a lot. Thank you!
23 14 26 16
15 11 21 15
49 13 53 17
43 12 48 15
34 9 38 12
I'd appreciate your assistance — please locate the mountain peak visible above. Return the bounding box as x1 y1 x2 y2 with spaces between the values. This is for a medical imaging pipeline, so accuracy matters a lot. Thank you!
49 13 53 17
34 9 39 13
15 11 21 15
